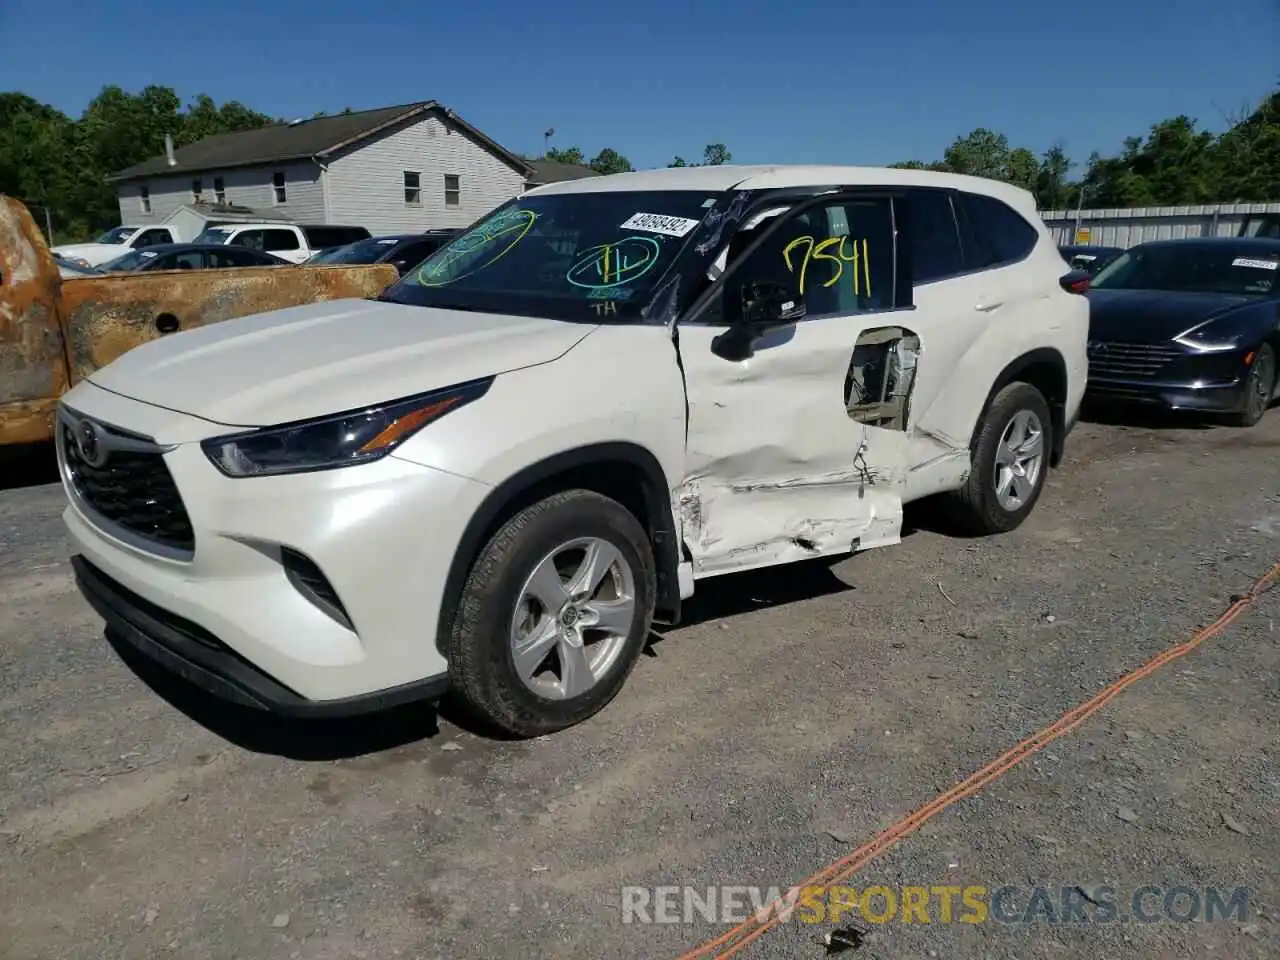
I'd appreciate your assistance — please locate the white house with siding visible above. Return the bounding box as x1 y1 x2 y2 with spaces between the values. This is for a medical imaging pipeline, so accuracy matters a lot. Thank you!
108 101 533 235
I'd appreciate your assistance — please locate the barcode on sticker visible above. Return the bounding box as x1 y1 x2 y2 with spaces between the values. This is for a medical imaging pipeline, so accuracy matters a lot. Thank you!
1232 257 1279 270
619 213 701 238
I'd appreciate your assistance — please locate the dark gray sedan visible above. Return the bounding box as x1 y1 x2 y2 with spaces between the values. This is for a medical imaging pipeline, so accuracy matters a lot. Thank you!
101 244 290 273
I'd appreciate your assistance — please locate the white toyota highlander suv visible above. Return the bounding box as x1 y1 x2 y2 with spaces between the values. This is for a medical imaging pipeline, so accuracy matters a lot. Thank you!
57 165 1088 737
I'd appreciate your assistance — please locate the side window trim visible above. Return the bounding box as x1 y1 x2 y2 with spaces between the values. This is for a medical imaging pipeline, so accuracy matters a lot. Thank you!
956 192 1039 272
680 189 914 327
902 188 968 287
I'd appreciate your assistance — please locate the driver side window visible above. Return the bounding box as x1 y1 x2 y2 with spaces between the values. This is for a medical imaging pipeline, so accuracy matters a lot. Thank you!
702 197 897 325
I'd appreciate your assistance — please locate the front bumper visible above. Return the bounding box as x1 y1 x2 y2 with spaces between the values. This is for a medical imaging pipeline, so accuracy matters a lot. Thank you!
1084 376 1248 413
58 380 493 707
73 555 449 717
1085 342 1255 413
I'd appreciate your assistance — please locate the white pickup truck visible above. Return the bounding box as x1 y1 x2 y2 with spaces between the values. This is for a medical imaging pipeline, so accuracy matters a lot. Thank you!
52 224 182 268
191 222 371 264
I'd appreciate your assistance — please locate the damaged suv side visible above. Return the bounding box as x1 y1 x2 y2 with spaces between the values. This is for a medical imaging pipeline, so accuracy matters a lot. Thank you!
58 165 1088 738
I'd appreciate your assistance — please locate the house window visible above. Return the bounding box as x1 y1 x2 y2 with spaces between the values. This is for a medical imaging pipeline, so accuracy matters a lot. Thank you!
444 174 460 207
214 177 226 204
191 179 203 202
272 171 287 204
140 186 151 214
404 171 421 205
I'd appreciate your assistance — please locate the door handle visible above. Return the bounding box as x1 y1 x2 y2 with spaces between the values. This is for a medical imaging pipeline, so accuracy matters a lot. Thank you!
975 298 1004 313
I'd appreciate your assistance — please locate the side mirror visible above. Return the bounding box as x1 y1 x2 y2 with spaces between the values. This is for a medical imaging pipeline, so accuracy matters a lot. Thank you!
742 280 806 325
711 281 805 361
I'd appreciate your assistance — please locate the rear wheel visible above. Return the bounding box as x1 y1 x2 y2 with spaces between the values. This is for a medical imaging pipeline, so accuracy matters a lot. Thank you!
1227 342 1275 428
445 489 656 738
946 381 1052 535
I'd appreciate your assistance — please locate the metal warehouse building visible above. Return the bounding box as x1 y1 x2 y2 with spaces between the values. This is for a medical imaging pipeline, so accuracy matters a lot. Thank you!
1040 202 1280 247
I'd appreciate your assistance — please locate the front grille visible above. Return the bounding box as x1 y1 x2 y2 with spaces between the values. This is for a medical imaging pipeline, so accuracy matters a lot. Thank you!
61 421 195 553
1087 341 1184 379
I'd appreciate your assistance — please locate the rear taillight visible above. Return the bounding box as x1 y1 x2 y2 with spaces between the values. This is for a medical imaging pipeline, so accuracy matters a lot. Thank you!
1060 270 1090 294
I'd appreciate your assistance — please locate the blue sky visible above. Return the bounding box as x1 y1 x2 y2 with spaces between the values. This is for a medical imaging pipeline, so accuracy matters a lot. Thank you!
1 0 1275 173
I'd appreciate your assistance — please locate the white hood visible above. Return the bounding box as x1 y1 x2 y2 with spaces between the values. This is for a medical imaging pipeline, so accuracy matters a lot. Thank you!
87 298 598 427
51 242 127 266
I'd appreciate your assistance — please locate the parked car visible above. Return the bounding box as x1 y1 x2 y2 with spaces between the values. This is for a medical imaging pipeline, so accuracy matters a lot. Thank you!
100 243 290 273
56 165 1088 737
307 231 463 276
1239 213 1280 239
1085 237 1280 426
53 255 106 278
191 223 371 264
53 224 181 268
1059 243 1124 275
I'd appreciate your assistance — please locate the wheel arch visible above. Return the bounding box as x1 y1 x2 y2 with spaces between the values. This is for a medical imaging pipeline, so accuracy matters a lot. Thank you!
975 347 1070 467
436 442 682 654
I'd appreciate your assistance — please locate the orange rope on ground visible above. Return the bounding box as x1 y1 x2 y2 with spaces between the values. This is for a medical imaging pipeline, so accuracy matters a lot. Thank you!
673 562 1280 960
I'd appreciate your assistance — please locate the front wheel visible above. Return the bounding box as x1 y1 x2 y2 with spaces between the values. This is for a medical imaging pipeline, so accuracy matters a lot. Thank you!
445 489 656 738
1227 342 1275 428
945 381 1053 535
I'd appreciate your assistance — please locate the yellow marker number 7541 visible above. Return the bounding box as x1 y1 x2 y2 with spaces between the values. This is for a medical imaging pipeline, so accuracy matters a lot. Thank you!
782 235 872 299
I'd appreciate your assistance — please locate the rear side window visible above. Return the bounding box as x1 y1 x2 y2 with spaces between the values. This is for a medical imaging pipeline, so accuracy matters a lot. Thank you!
904 190 965 283
230 229 263 250
304 226 371 249
261 229 300 252
209 248 263 268
133 228 172 248
958 193 1038 269
393 239 445 268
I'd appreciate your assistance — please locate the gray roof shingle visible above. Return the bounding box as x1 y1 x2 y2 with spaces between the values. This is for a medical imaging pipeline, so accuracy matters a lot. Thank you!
110 101 531 182
527 160 602 185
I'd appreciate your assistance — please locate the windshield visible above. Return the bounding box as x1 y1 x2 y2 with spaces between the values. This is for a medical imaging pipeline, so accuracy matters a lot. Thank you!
310 238 397 265
100 249 158 272
383 190 723 322
1092 244 1280 296
193 226 236 245
94 226 137 244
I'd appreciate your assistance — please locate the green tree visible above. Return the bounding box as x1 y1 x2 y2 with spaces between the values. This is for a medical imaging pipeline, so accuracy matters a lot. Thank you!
181 95 274 146
543 146 585 165
0 94 80 237
668 143 733 167
702 143 731 165
943 128 1011 180
1212 90 1280 201
588 148 633 175
1035 143 1073 210
1003 147 1040 194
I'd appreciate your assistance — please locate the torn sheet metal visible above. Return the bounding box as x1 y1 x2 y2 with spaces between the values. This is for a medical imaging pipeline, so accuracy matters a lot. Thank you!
675 321 955 577
0 191 400 447
0 196 69 445
59 263 399 382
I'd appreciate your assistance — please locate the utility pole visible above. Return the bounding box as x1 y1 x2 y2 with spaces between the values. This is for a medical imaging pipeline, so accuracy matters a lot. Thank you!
1073 184 1089 242
43 206 53 245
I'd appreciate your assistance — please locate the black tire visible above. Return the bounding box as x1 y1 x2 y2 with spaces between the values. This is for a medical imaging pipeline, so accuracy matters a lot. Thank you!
445 489 656 738
945 381 1053 536
1226 342 1275 428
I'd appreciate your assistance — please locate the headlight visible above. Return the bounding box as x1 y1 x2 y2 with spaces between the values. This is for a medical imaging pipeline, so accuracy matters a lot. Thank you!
201 377 493 478
1173 326 1241 353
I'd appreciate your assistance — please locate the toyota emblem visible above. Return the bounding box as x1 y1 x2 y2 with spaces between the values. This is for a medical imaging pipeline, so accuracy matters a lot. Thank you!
76 419 108 467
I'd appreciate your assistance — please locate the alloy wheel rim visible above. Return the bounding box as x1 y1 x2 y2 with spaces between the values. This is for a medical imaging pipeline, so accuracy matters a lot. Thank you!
993 409 1045 512
509 537 636 700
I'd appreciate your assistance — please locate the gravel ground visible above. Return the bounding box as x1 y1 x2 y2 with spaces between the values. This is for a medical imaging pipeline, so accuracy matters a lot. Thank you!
0 411 1277 960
